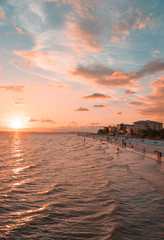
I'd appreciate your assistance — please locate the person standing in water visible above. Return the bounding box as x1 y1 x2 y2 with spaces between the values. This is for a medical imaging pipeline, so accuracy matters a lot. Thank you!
157 151 162 161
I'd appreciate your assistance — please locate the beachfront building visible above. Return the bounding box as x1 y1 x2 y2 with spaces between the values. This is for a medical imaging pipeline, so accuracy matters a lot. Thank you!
117 123 134 135
108 126 117 134
133 120 163 133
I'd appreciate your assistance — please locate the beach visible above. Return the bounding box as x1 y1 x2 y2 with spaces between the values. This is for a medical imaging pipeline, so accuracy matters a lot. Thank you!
88 134 164 161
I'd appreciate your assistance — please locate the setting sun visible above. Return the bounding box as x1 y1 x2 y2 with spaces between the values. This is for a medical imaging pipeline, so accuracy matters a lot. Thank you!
10 118 24 129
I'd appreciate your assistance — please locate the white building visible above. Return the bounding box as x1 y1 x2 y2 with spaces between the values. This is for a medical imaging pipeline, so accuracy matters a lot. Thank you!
133 120 163 133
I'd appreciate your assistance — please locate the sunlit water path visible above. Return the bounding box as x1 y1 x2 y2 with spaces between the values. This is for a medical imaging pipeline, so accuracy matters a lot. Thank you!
0 132 163 239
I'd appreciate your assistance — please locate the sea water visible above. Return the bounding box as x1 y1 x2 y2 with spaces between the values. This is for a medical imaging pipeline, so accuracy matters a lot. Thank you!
0 132 163 239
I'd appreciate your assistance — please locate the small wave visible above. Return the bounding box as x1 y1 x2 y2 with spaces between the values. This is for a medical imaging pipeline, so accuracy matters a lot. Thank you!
38 186 61 195
11 205 47 217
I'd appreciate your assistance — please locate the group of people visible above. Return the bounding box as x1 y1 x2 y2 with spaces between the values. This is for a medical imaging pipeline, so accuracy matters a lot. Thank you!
154 149 162 160
98 136 163 161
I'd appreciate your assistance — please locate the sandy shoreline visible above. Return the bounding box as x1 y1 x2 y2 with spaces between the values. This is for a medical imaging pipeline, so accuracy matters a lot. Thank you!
87 134 164 161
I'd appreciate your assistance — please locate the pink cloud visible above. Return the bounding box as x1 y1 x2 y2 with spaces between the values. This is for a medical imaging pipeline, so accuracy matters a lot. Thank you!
0 12 6 19
152 50 160 58
83 93 112 99
12 59 33 69
117 112 122 115
66 20 101 52
15 27 23 34
0 85 24 92
131 76 164 119
111 10 151 42
13 51 56 69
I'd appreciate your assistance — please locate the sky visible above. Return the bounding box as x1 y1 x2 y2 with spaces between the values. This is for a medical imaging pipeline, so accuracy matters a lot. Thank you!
0 0 164 132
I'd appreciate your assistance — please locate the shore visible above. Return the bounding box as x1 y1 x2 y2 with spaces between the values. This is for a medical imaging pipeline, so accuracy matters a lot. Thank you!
87 134 164 161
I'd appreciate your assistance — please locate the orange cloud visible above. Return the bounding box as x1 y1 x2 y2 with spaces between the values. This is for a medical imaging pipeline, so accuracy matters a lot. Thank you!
70 59 164 88
132 76 164 119
7 26 26 35
117 112 122 115
14 98 24 106
29 118 56 124
14 27 25 35
0 12 6 19
70 64 140 88
0 85 24 92
83 93 112 99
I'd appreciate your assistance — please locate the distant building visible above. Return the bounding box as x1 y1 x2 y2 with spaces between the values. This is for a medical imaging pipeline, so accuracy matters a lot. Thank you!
117 123 134 134
133 120 163 133
108 126 117 134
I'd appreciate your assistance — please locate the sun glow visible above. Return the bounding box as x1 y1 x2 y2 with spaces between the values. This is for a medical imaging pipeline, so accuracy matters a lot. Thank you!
10 118 24 129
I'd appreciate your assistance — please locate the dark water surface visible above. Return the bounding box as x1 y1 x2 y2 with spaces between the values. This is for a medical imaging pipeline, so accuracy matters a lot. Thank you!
0 132 163 239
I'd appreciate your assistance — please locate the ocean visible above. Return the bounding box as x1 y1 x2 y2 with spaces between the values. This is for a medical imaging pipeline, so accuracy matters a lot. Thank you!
0 132 163 240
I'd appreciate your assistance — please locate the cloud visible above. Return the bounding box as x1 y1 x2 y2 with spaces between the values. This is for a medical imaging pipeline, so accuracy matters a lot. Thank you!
14 98 24 106
5 0 46 33
45 0 103 53
0 12 6 19
90 122 100 126
13 50 56 70
116 112 122 115
136 59 164 78
6 25 27 35
83 93 112 99
12 59 33 69
0 85 24 92
132 76 164 119
70 58 164 89
93 104 107 108
15 27 23 34
45 0 100 13
74 107 89 111
128 101 146 106
70 63 140 88
28 118 56 124
111 9 151 42
125 89 136 95
66 19 102 52
152 50 160 58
